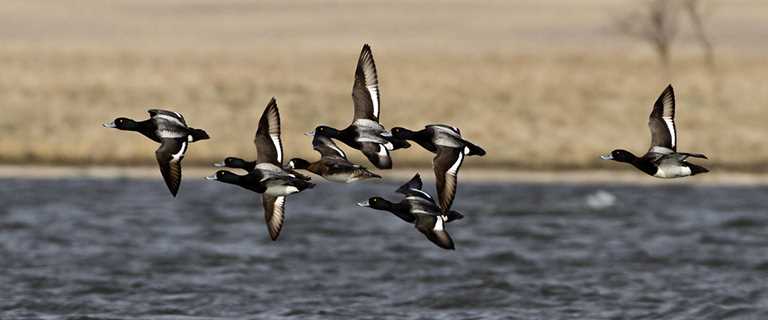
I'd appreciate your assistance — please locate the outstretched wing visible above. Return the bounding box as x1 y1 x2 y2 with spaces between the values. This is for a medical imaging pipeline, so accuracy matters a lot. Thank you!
648 85 676 151
351 44 381 122
262 195 286 241
396 173 436 204
254 97 283 165
433 146 464 211
416 215 455 250
155 138 188 197
313 134 348 160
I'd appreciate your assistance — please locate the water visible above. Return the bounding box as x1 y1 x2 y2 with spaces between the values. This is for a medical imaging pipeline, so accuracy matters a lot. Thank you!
1 178 768 319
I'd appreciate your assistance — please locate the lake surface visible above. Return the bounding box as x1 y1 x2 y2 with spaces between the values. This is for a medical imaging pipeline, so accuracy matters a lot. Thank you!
1 178 768 319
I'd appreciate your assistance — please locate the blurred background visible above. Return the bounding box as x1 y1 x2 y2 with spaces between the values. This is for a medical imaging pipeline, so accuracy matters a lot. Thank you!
1 0 766 173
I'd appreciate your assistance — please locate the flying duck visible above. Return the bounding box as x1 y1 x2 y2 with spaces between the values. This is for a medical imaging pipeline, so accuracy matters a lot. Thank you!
601 85 709 178
307 44 409 169
391 124 485 211
208 98 315 240
357 173 464 250
103 109 209 197
288 135 381 183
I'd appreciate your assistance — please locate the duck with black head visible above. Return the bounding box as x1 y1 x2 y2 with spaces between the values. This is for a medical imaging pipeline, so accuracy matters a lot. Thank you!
357 173 464 250
103 109 209 197
391 124 485 212
307 44 409 170
601 85 709 178
287 135 381 183
208 97 315 241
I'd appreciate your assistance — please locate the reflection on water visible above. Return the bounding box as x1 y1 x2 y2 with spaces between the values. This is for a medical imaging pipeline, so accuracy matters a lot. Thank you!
1 178 768 319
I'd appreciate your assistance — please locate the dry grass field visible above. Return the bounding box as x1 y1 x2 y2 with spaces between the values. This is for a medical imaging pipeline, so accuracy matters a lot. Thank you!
1 0 767 170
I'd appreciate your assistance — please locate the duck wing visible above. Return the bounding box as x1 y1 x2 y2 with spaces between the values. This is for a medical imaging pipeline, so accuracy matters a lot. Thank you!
155 138 188 197
254 97 283 165
360 142 392 169
433 146 464 211
313 134 348 160
395 173 429 196
648 85 676 152
262 195 286 241
415 215 455 250
148 109 187 126
351 44 381 122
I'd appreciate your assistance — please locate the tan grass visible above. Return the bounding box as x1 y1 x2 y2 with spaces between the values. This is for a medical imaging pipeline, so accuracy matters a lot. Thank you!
0 1 766 170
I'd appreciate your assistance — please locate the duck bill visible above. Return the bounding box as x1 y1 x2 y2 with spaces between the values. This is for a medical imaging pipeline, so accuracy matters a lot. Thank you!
356 200 370 207
304 131 315 136
205 174 218 181
600 154 613 160
102 121 116 128
212 161 226 168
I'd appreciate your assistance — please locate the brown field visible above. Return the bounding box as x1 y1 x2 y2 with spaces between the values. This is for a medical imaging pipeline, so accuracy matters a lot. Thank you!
1 0 767 171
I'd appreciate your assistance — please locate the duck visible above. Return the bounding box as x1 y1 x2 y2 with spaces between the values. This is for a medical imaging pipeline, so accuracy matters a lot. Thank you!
601 84 709 178
357 173 464 250
307 44 409 169
207 97 315 240
214 156 311 181
103 109 209 197
287 135 381 183
390 124 485 211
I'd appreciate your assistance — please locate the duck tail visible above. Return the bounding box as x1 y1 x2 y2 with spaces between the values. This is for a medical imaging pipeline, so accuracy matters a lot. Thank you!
445 210 464 222
688 163 710 176
463 141 486 156
189 128 210 142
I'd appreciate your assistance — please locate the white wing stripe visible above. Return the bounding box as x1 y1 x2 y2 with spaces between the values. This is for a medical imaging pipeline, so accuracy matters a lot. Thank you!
155 114 186 127
270 134 283 164
663 117 676 148
368 86 379 119
171 141 187 162
447 151 464 176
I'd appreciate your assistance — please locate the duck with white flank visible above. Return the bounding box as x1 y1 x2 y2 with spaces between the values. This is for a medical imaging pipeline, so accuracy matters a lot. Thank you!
287 135 381 183
307 44 409 169
391 125 485 211
103 110 209 197
357 173 464 250
207 98 314 240
601 85 709 178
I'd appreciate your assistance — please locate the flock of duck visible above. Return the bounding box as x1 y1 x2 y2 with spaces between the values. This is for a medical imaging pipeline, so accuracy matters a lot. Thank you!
102 44 708 250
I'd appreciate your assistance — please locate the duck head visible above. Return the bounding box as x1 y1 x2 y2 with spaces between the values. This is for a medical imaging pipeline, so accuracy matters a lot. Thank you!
205 170 242 184
103 117 139 130
390 127 415 139
601 149 638 163
287 158 311 170
357 196 393 211
306 125 340 137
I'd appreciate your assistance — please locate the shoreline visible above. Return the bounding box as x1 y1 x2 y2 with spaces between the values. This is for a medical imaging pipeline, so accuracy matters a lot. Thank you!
2 165 768 185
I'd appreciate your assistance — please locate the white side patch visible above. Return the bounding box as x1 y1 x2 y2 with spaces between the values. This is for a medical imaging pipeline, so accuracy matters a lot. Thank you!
663 117 676 148
447 151 464 176
270 134 283 163
172 141 187 162
377 144 388 158
433 216 445 231
384 141 394 151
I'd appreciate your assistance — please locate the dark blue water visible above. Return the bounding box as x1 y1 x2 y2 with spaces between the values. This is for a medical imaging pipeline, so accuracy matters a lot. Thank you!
1 178 768 319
